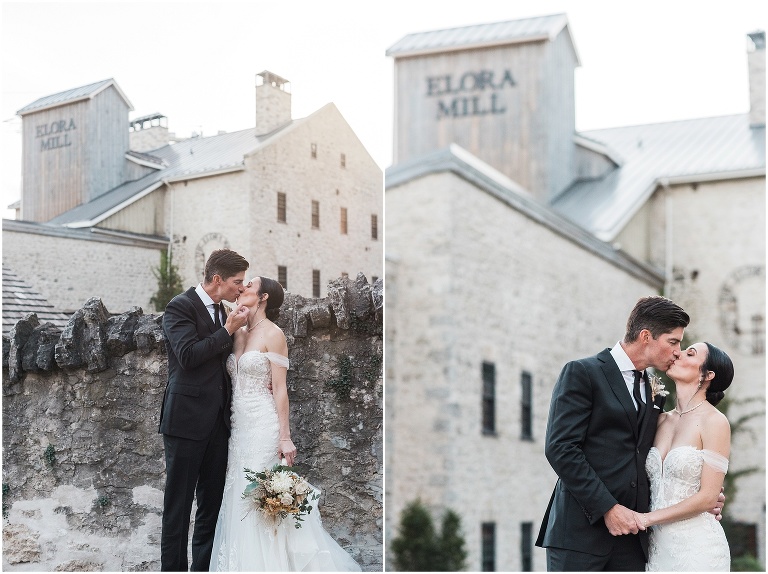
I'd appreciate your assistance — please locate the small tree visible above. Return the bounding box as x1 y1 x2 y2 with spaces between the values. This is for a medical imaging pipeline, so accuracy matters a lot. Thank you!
150 249 184 311
436 509 468 571
391 499 468 571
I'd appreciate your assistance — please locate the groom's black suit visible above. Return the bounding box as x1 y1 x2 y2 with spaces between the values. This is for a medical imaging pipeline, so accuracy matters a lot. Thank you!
159 287 234 571
536 348 666 571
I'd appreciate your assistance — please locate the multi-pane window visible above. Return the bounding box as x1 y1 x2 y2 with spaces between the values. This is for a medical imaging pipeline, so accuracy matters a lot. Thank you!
482 362 495 435
521 371 533 440
340 153 346 168
277 266 287 290
313 270 321 298
311 143 317 159
311 200 320 229
371 214 378 240
340 207 348 234
481 522 496 572
521 522 533 571
277 192 286 223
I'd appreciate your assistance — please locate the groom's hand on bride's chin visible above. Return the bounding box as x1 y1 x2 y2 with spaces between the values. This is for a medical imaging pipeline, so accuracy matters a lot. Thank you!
604 504 640 536
225 305 249 333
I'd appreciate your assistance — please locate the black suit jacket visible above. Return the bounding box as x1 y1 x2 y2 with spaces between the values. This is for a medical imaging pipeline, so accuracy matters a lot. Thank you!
535 348 666 559
158 287 234 440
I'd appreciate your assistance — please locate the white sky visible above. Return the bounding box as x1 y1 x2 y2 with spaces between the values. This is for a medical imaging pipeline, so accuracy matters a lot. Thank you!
1 0 766 219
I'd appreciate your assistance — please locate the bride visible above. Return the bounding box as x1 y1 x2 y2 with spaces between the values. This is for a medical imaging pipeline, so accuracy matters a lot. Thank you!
635 341 733 571
210 276 361 572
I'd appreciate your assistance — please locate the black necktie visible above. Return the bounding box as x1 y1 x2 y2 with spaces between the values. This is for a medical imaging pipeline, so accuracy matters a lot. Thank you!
633 370 646 423
213 303 221 328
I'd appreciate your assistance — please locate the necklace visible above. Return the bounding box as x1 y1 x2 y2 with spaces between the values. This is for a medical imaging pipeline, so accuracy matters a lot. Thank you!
246 317 267 332
675 399 707 416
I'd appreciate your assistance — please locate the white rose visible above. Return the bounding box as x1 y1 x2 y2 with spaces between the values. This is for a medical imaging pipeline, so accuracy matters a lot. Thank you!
280 493 294 506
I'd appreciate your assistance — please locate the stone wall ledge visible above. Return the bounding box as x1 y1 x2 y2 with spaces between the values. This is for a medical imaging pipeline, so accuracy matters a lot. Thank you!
3 273 382 385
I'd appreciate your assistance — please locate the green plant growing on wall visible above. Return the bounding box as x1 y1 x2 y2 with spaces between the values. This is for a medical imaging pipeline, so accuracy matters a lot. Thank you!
150 249 184 311
2 483 10 519
96 495 111 510
43 445 56 467
391 499 468 571
326 355 354 400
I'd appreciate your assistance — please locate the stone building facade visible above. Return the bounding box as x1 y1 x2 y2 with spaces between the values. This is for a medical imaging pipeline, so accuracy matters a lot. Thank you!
2 275 383 571
385 15 765 571
4 71 382 314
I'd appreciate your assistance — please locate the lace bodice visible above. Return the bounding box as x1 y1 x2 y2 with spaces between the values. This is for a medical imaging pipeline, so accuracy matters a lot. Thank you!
646 446 728 509
645 446 730 571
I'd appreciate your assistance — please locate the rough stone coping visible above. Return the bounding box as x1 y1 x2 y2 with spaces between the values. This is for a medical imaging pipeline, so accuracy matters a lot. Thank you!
2 273 382 383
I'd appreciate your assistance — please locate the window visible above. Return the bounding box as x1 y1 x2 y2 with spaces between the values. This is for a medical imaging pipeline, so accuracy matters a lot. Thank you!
481 522 495 572
521 522 533 571
278 266 287 290
340 153 346 168
371 214 378 240
521 371 533 440
752 314 764 355
313 270 320 298
340 207 348 234
311 143 317 159
277 192 286 223
482 362 495 435
311 200 320 229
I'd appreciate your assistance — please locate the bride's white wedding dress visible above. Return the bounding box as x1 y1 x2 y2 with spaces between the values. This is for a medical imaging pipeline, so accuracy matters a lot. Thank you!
210 351 361 571
645 445 730 571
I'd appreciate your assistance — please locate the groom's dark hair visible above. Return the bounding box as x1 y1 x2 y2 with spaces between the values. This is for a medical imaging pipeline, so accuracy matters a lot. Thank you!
203 249 249 283
624 296 690 342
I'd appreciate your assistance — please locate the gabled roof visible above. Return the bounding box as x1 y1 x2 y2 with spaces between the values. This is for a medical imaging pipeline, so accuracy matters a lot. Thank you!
552 114 766 241
48 118 304 227
2 264 71 334
17 78 134 116
386 13 579 64
386 144 664 288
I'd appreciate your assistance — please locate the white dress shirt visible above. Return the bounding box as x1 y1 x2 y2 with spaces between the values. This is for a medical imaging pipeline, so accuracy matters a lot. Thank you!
610 341 647 409
195 283 220 324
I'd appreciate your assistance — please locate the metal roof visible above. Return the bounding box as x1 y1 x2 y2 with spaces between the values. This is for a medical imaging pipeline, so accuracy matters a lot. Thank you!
48 117 305 227
552 114 766 241
386 144 664 288
2 264 71 335
17 78 134 116
386 13 579 63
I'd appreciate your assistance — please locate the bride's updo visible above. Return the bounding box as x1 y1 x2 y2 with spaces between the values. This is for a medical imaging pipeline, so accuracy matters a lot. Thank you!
701 342 734 406
258 276 285 321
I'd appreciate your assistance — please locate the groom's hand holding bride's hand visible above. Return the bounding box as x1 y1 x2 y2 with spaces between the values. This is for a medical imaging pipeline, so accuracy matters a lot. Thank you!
604 504 640 536
225 304 249 334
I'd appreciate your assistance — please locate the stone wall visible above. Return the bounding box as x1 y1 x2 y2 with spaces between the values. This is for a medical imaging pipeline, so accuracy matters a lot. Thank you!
2 274 383 572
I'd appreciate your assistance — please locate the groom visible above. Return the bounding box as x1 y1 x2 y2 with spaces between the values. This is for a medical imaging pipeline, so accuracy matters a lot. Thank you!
535 296 690 571
159 249 250 571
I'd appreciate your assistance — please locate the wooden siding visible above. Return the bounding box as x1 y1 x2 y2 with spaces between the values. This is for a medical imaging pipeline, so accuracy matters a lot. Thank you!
98 187 166 235
393 31 578 202
21 85 130 222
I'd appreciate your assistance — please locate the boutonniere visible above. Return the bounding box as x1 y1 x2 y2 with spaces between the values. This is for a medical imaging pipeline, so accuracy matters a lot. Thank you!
649 374 669 401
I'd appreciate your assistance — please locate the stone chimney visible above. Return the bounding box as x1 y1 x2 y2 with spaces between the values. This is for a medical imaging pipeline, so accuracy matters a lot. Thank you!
129 113 170 152
747 31 765 127
255 70 291 135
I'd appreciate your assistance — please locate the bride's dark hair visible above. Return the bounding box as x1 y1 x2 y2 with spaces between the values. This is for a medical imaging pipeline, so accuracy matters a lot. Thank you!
701 342 734 406
258 276 285 321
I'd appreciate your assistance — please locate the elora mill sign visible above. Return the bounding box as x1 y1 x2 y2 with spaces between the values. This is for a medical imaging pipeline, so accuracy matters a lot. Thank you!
36 118 77 151
426 69 516 119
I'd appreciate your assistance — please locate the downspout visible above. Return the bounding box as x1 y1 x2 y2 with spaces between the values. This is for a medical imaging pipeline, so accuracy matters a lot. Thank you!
162 178 174 274
661 178 673 297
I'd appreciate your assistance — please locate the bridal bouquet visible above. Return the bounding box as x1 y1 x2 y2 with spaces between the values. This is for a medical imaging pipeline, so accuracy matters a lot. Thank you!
242 462 319 528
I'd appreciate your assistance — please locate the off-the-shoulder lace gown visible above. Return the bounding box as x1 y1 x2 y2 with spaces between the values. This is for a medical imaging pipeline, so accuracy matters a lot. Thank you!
645 445 730 571
210 351 360 571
